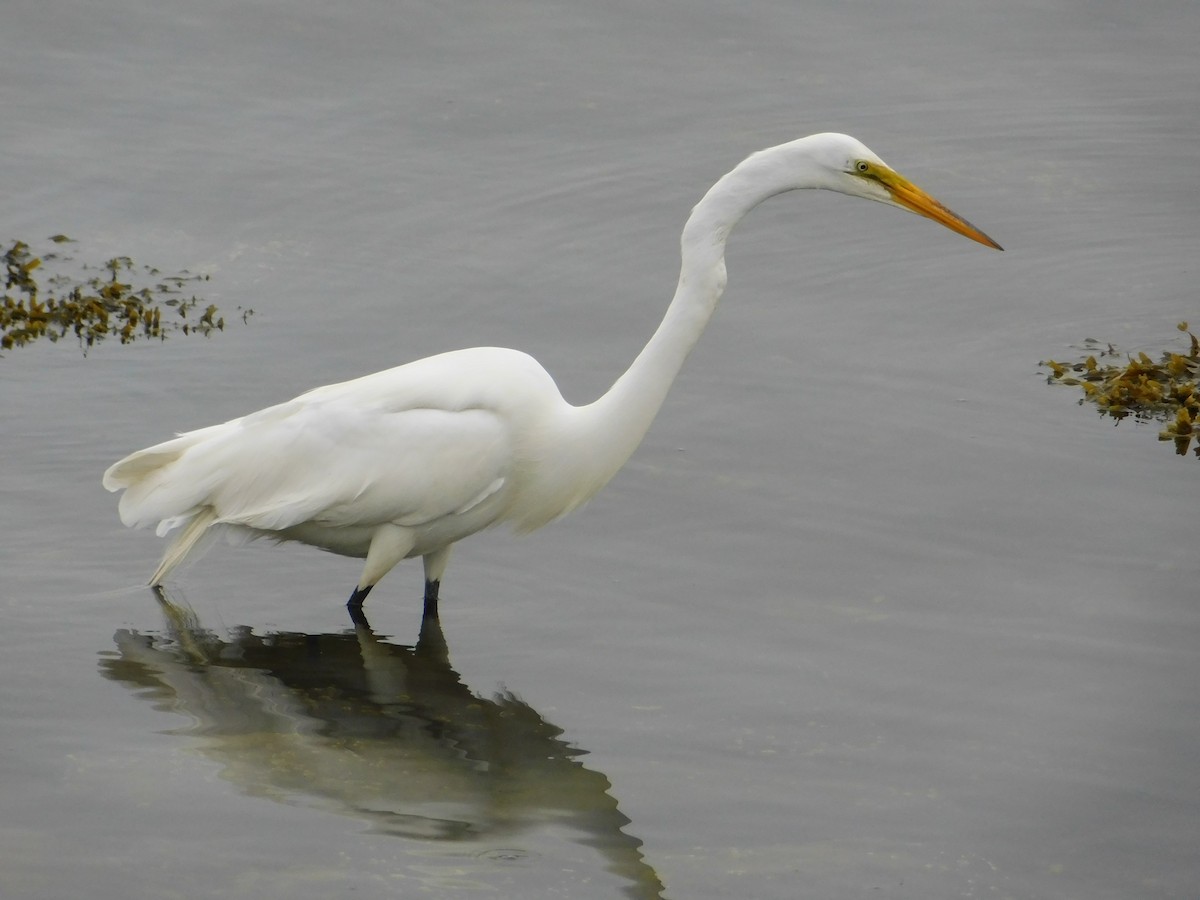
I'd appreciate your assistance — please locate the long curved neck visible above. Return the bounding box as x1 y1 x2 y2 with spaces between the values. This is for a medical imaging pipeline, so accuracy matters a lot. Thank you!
568 149 796 488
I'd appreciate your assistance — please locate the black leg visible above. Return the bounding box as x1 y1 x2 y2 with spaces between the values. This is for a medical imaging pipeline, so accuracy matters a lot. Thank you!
347 583 373 614
423 579 440 620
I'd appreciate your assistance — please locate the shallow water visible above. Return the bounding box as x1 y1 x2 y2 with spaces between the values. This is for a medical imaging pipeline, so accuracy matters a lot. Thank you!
3 1 1199 898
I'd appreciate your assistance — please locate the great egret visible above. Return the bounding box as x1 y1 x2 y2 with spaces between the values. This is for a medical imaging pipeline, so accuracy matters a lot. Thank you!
104 133 1001 618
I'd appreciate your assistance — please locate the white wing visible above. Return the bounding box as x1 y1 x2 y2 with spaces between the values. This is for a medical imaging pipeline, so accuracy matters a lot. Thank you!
108 398 513 536
215 402 513 532
104 349 547 538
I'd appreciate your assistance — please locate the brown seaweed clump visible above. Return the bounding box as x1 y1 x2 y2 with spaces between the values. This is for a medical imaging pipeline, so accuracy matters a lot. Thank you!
1041 323 1200 458
2 237 251 355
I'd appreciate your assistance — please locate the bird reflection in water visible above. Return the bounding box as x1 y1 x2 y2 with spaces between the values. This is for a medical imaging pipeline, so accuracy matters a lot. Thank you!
100 595 665 899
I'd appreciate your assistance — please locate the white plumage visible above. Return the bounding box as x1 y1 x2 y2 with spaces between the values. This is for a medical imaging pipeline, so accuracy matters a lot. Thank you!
104 133 1000 617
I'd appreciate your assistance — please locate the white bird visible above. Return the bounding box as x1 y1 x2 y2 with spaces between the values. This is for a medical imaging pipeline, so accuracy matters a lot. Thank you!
104 133 1002 619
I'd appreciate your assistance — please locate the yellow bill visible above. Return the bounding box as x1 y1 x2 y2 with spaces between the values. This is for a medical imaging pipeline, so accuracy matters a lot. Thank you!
874 166 1003 251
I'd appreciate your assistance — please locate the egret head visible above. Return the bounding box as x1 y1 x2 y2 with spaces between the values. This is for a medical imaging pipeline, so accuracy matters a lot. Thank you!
798 133 1003 250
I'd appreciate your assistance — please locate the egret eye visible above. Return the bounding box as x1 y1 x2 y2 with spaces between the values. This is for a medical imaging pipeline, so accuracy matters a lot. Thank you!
855 160 870 174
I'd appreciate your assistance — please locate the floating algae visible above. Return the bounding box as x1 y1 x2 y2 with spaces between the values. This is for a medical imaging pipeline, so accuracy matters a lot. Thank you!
1 237 251 355
1041 323 1200 458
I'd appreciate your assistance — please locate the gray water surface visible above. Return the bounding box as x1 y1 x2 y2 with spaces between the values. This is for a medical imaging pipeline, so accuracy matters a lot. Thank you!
3 1 1198 898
